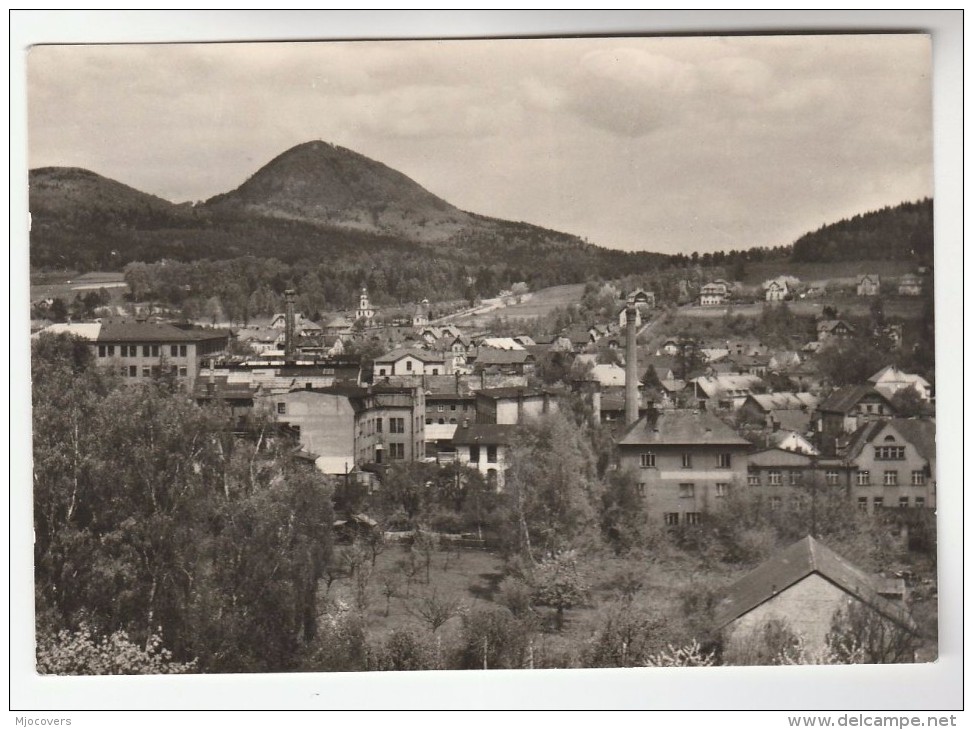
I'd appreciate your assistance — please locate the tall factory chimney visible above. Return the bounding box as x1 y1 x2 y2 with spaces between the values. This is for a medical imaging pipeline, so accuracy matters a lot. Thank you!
625 301 639 426
284 289 297 361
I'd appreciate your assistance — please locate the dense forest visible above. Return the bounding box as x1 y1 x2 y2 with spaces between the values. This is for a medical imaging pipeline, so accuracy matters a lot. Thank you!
790 199 933 264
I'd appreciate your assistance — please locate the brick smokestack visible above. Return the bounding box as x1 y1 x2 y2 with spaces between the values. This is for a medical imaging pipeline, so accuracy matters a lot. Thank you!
625 302 639 425
284 289 296 360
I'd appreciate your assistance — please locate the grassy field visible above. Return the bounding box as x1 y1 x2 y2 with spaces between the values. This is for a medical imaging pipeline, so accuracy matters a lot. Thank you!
319 542 745 667
451 283 585 327
30 270 127 303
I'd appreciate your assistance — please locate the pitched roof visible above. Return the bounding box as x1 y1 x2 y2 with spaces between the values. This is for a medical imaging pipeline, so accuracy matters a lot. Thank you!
36 322 102 341
712 536 917 633
817 385 893 414
476 386 554 400
98 320 229 343
451 423 519 446
475 348 534 365
373 347 446 364
843 418 936 463
748 392 818 412
617 409 751 447
590 363 627 388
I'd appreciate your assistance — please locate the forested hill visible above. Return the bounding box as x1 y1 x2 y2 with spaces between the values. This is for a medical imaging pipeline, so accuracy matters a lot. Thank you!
790 198 933 264
28 144 671 294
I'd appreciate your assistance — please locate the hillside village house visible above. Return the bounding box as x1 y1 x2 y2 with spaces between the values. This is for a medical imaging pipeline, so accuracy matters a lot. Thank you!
714 536 916 663
897 273 923 296
816 319 855 342
699 282 728 306
840 418 936 514
815 384 897 448
91 320 229 386
472 347 535 376
764 278 790 302
616 409 751 526
856 274 881 296
689 373 764 410
868 365 933 403
738 392 819 432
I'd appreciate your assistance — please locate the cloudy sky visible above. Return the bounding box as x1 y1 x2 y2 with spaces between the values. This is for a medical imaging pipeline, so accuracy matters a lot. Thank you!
27 35 932 254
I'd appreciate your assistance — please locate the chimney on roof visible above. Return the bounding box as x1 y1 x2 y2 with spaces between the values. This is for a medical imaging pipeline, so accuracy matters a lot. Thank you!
625 302 639 426
284 289 297 361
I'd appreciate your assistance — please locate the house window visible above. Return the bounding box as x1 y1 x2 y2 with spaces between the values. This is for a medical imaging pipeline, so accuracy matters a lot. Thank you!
826 470 840 486
681 453 693 469
143 345 151 357
857 497 868 512
915 497 925 508
717 453 732 468
426 418 433 425
406 361 413 371
450 404 457 411
376 418 383 433
873 497 884 509
470 445 480 463
875 446 906 460
788 470 802 486
178 367 187 377
107 345 114 356
277 402 286 415
142 367 151 378
438 418 445 425
678 483 695 499
379 368 387 376
98 345 106 357
390 418 405 434
883 471 898 486
768 470 782 486
856 470 871 486
432 368 439 375
769 496 782 510
487 445 498 464
640 452 656 468
128 365 137 377
180 345 187 357
375 447 383 464
664 513 679 526
747 474 760 486
438 405 445 412
685 512 701 526
389 443 405 460
899 496 909 508
715 483 729 498
152 345 160 357
911 470 926 486
171 345 179 357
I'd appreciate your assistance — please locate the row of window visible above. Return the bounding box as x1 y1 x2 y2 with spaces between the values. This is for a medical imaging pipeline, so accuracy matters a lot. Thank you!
377 363 441 375
350 416 409 434
857 496 926 510
639 452 732 469
856 470 926 486
122 365 188 378
744 469 927 487
427 418 459 425
431 404 470 412
874 446 906 460
99 344 189 358
664 512 701 526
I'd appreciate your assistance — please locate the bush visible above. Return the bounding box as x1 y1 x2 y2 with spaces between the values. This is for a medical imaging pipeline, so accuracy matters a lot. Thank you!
456 606 532 670
36 623 197 675
370 628 439 671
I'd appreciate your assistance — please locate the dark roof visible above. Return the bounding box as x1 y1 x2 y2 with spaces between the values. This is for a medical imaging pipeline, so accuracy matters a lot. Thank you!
99 320 230 343
374 347 445 364
192 376 260 401
451 423 519 446
747 448 813 468
475 349 534 365
817 385 893 414
712 536 917 633
843 418 936 463
617 409 751 447
476 386 554 400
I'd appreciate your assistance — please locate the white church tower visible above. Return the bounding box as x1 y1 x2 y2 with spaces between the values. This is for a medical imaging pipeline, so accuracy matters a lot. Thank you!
356 287 375 321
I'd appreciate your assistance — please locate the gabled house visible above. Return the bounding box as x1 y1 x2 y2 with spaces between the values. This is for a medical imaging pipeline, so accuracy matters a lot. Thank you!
841 418 936 513
816 385 897 444
659 338 681 356
817 320 855 342
616 409 751 525
868 365 933 403
627 288 656 307
472 348 535 376
451 422 516 490
739 392 819 433
856 274 881 297
616 305 643 329
373 347 450 378
714 536 916 663
765 278 790 302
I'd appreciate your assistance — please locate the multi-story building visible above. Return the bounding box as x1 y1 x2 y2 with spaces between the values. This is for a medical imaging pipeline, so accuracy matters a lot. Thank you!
92 320 229 387
373 347 450 378
842 418 936 514
451 422 515 490
815 384 897 453
258 389 357 470
616 409 751 526
699 282 728 306
475 387 559 425
349 383 426 466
